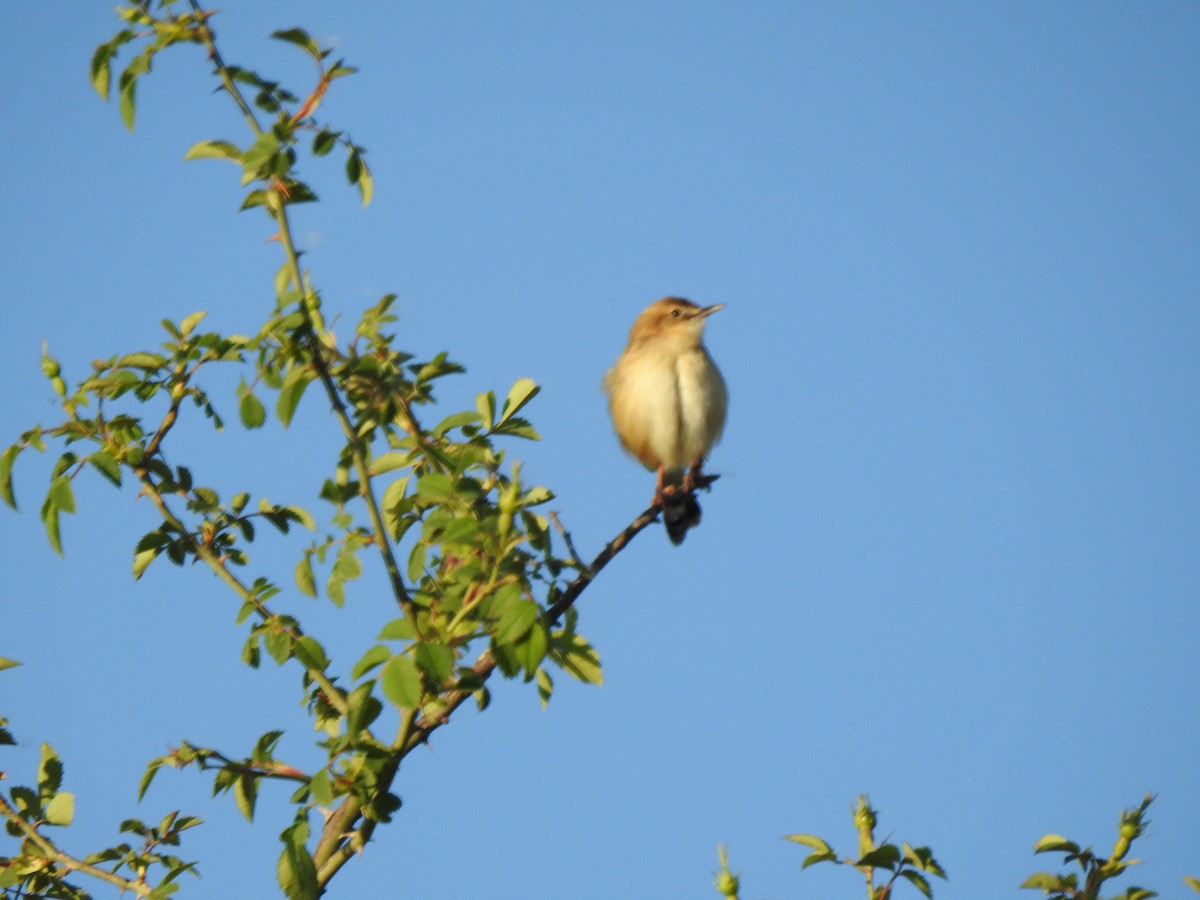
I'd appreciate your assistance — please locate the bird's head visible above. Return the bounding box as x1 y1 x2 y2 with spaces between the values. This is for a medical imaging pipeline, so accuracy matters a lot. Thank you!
628 297 724 347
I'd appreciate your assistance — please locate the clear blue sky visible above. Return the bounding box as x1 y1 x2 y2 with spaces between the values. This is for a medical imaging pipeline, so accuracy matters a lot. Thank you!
3 3 1198 898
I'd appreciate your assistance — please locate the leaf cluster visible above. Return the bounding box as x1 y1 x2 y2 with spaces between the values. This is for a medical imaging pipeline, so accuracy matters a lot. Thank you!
2 5 621 898
785 795 946 900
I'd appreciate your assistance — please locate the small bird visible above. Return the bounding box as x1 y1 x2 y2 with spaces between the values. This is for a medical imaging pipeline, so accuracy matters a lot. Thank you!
604 297 728 544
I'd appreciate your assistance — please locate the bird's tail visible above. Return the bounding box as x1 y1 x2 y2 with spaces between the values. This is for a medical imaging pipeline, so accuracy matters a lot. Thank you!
661 471 702 545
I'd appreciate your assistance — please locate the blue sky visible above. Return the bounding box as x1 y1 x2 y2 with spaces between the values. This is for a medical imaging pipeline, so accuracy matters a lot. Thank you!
3 3 1198 898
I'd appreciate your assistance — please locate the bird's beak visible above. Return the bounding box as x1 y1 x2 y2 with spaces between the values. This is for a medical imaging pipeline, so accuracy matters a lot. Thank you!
698 303 725 317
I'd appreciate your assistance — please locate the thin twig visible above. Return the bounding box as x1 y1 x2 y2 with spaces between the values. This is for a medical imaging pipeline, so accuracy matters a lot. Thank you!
548 510 588 574
0 793 154 898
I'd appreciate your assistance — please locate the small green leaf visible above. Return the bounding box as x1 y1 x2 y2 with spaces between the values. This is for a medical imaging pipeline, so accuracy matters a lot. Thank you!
293 636 328 671
899 869 933 899
380 655 422 708
180 310 207 337
184 139 241 162
0 657 20 672
857 844 901 870
513 623 548 676
554 633 603 685
90 42 113 101
309 770 334 807
241 132 281 181
494 599 539 645
38 743 64 795
44 792 75 827
234 773 258 822
271 27 321 58
277 366 316 427
495 417 540 440
119 70 137 130
371 452 411 476
1 444 21 509
536 668 553 708
1021 872 1074 891
352 645 391 680
413 642 455 685
785 834 834 853
801 850 838 869
1184 876 1200 893
1032 835 1079 855
312 129 339 156
278 828 319 900
133 545 162 579
498 378 539 426
433 410 481 438
476 391 495 431
378 618 415 641
346 151 373 206
89 451 122 487
294 556 317 598
240 391 267 429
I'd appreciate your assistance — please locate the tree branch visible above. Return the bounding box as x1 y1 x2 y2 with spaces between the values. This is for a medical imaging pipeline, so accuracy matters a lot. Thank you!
0 794 153 898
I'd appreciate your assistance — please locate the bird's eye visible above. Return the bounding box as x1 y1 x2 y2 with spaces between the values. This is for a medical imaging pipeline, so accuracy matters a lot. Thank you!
670 309 681 318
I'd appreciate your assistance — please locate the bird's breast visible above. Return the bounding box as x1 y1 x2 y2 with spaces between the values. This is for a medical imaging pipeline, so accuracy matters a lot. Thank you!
606 343 726 472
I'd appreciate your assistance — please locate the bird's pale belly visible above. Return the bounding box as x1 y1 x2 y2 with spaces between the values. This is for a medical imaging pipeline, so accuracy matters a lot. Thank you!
610 347 726 473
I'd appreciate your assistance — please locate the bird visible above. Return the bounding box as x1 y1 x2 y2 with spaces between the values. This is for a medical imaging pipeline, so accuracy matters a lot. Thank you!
604 297 728 545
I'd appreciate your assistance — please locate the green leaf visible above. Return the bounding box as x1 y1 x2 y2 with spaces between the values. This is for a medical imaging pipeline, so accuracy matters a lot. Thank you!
90 451 122 486
117 351 167 370
433 410 481 438
1032 835 1080 855
133 544 162 580
346 150 373 206
899 869 933 899
1184 876 1200 893
44 792 75 827
309 770 333 807
536 668 553 708
518 486 554 508
371 452 411 476
240 391 267 429
903 843 947 879
378 618 415 641
1 444 20 509
498 378 539 426
234 773 258 822
277 366 316 427
241 132 281 182
38 743 64 795
119 68 137 130
271 27 321 58
41 477 76 555
1021 872 1073 891
184 139 241 162
380 655 422 708
312 129 339 156
90 42 113 101
180 310 207 337
277 820 318 900
857 844 901 870
554 633 603 685
0 657 20 672
293 636 328 671
785 834 834 853
352 645 391 680
476 391 496 431
294 555 317 598
494 599 539 645
513 622 548 676
413 642 455 685
802 849 838 869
